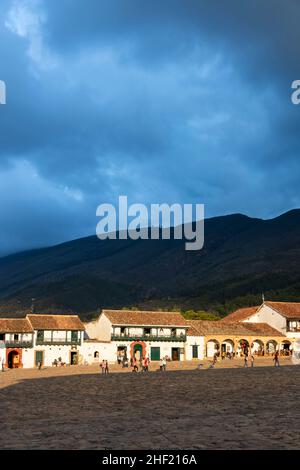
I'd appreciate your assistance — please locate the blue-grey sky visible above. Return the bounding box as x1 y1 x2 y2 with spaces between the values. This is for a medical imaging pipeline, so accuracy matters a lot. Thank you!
0 0 300 254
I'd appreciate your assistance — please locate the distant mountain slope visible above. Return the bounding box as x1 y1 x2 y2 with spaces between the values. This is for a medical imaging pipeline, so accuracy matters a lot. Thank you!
1 209 300 319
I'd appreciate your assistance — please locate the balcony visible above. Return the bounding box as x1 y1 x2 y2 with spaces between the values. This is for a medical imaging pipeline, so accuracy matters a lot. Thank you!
111 334 186 342
36 338 81 346
5 341 34 349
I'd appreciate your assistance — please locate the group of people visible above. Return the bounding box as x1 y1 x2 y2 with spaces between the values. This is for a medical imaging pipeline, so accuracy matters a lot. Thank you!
117 353 128 368
52 357 66 367
116 354 169 373
100 359 109 374
131 355 169 372
243 353 255 367
131 356 150 372
212 349 281 368
243 350 280 367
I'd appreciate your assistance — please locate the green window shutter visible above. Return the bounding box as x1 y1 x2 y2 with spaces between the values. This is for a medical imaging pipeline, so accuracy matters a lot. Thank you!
151 346 160 361
37 330 44 341
35 351 43 366
71 331 78 342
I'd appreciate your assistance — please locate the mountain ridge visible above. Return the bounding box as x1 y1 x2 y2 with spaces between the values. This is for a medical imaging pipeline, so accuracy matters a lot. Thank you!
0 209 300 319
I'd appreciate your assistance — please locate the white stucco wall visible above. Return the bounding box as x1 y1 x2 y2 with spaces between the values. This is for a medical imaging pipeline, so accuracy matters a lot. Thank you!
185 336 205 360
0 343 5 365
206 340 218 357
22 348 35 368
286 331 300 340
34 345 76 366
80 341 116 364
84 314 111 341
244 304 287 334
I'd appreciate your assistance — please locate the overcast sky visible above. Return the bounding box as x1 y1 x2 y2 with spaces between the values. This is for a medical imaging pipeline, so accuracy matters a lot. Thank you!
0 0 300 254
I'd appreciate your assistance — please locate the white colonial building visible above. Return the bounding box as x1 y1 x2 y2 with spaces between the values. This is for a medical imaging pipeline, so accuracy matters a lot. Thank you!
1 300 300 369
185 322 205 360
84 310 188 362
27 314 85 367
0 318 34 368
186 318 284 358
0 314 85 368
222 301 300 354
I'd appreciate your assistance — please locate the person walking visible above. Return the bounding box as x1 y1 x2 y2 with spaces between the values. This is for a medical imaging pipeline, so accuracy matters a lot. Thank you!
133 357 138 372
273 351 280 367
213 352 218 366
162 356 167 371
244 354 248 367
104 360 109 374
1 358 5 372
100 360 106 373
250 354 255 367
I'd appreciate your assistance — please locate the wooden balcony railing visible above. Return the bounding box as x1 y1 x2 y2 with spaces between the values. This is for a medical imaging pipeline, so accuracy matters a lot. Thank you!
111 334 186 342
5 341 34 348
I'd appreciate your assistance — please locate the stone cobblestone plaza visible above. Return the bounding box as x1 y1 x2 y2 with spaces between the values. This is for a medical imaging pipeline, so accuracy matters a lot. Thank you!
1 358 299 450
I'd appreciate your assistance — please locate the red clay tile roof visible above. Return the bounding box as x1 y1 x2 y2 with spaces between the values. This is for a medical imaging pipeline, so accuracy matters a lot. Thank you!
243 322 284 337
102 310 188 327
27 314 85 331
221 306 259 322
186 320 284 337
264 301 300 319
0 318 33 333
186 324 201 336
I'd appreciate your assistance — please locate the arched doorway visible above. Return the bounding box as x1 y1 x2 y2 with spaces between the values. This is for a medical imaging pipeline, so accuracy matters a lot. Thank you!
266 340 277 355
117 346 127 359
238 339 249 356
252 339 264 356
280 340 292 356
130 341 146 360
70 351 78 365
134 343 142 361
206 339 220 358
7 350 20 369
221 339 234 355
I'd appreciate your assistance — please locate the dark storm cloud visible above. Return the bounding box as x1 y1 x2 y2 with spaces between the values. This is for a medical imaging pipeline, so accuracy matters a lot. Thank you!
0 0 300 254
44 0 300 80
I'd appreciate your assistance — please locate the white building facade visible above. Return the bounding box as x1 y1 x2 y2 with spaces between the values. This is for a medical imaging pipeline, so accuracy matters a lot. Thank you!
0 318 34 368
84 310 189 362
27 314 86 367
1 301 300 369
223 301 300 354
185 323 205 360
0 315 86 368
